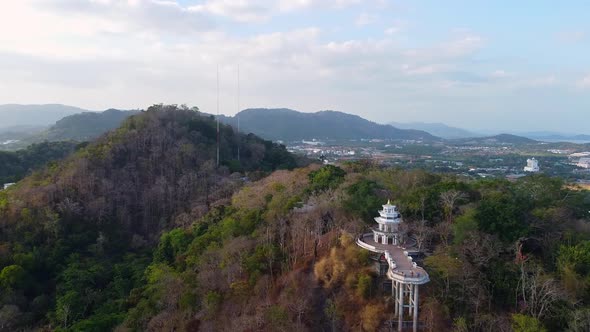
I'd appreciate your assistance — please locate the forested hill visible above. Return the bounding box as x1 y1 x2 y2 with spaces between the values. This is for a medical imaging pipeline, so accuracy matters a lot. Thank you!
389 121 479 139
452 133 538 145
39 109 140 142
3 104 296 240
0 141 79 184
218 108 437 141
0 105 296 330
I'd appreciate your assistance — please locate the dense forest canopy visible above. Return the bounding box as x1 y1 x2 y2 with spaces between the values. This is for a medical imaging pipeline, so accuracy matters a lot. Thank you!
0 141 79 184
0 105 589 332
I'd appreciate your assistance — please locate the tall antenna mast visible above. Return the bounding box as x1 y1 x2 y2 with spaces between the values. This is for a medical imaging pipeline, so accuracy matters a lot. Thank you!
216 64 220 168
237 64 240 162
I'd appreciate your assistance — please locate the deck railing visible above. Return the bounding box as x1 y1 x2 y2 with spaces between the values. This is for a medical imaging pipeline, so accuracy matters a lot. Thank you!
358 233 430 284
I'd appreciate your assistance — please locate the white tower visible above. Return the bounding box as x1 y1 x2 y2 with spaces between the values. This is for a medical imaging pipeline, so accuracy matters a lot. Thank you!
372 200 404 245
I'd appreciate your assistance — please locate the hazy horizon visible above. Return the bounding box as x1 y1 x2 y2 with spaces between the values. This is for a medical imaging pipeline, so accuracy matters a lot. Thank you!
1 1 589 133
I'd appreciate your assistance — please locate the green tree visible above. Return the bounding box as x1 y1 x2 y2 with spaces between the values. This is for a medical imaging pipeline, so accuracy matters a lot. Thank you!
343 179 383 221
0 264 26 290
452 208 478 245
476 193 529 242
307 165 346 194
356 273 372 299
265 305 290 330
512 314 547 332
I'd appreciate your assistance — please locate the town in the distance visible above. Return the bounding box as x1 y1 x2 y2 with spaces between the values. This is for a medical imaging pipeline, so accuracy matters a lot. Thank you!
2 104 589 191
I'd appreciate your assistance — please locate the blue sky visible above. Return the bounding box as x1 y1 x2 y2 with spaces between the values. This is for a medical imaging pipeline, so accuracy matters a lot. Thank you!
0 0 588 133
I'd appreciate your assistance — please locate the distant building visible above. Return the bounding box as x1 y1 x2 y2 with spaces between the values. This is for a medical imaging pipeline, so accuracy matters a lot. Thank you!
570 152 590 158
524 158 540 172
577 158 590 169
3 183 15 190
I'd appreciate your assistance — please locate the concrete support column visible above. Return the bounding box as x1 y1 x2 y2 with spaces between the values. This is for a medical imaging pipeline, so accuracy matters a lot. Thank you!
393 281 398 316
398 282 403 332
409 284 414 316
413 285 419 332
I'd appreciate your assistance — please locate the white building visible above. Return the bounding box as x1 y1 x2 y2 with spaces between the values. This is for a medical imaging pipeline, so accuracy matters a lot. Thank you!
524 158 540 172
570 152 590 158
3 183 15 190
578 158 590 169
372 200 405 245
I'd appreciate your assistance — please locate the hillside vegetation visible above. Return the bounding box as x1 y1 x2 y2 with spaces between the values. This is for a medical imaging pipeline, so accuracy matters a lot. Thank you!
39 109 140 142
0 141 79 184
0 105 297 330
0 105 590 332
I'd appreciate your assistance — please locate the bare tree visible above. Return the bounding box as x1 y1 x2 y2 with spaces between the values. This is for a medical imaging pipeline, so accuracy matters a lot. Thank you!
517 265 564 319
440 190 467 224
435 221 452 247
0 305 21 331
411 219 433 250
568 308 590 332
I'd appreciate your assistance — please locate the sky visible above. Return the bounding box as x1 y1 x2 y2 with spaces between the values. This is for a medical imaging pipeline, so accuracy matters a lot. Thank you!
0 0 589 133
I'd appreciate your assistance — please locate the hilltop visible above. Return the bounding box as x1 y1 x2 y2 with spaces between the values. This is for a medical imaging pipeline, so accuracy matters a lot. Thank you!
452 133 538 145
219 108 437 141
39 109 140 142
0 109 140 150
3 104 296 238
0 104 90 128
389 121 480 139
0 104 299 330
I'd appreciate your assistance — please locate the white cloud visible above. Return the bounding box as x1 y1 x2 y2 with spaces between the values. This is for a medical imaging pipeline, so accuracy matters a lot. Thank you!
442 34 483 57
384 26 400 35
401 64 449 76
527 75 558 87
0 2 490 113
355 12 376 26
555 30 587 44
491 70 511 78
1 0 585 134
190 0 273 22
190 0 373 22
578 74 590 88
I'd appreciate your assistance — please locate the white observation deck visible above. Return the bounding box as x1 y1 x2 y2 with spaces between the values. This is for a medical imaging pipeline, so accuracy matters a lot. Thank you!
356 200 430 332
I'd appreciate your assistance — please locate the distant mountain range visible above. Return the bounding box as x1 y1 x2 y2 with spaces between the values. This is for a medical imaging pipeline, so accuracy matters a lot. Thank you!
389 122 480 139
0 104 90 128
3 104 588 146
390 121 590 143
517 132 590 143
219 108 437 141
0 106 138 150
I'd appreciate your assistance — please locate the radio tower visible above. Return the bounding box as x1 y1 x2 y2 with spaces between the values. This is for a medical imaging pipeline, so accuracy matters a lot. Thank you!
237 65 240 162
216 65 220 168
